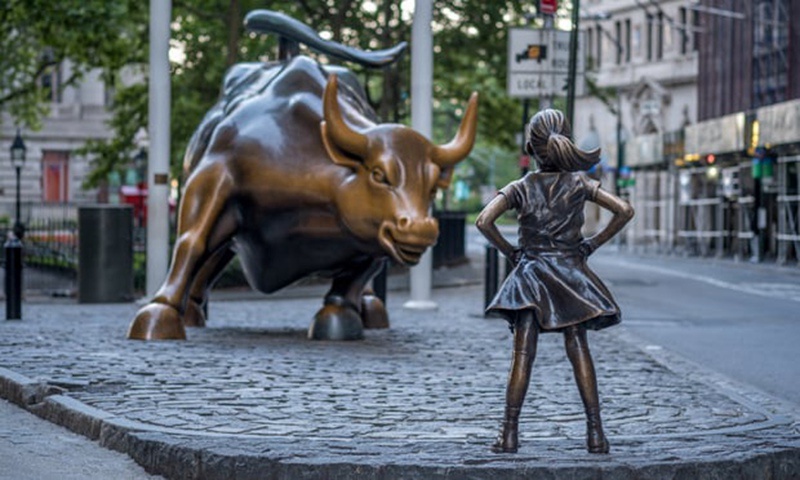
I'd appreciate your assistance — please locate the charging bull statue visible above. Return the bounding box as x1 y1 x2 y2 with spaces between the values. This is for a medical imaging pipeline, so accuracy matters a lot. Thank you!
127 10 478 341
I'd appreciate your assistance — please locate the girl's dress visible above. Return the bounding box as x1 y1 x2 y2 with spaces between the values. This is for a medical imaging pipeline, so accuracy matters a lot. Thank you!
486 171 621 331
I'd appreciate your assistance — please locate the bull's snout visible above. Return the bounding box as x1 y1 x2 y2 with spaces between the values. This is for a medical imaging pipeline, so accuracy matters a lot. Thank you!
395 216 439 244
378 216 439 266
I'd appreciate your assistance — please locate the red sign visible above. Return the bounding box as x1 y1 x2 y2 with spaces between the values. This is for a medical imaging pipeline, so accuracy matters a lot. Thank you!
539 0 557 15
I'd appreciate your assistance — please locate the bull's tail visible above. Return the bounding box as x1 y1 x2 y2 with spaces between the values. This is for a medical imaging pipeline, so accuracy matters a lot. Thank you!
244 10 407 68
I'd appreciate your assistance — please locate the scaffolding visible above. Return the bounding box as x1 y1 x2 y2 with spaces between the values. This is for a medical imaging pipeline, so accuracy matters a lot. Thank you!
676 167 725 256
752 0 790 108
777 156 800 264
629 170 676 253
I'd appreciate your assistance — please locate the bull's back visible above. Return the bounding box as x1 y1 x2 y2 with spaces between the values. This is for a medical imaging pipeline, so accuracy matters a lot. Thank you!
185 56 373 175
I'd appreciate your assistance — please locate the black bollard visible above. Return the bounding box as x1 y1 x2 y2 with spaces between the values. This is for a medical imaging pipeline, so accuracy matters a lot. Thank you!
373 259 387 304
484 245 499 315
4 235 23 320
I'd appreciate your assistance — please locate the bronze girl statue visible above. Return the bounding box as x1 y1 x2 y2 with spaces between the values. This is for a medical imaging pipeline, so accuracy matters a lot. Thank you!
476 109 634 454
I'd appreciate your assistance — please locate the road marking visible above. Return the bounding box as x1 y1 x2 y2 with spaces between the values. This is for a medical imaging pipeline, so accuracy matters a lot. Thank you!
611 259 800 304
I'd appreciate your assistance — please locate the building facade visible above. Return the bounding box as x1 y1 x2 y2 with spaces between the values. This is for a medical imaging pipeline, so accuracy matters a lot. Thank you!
573 0 699 248
575 0 800 266
0 62 114 224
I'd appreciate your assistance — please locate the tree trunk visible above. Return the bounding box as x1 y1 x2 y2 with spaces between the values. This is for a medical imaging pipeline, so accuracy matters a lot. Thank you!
226 0 241 67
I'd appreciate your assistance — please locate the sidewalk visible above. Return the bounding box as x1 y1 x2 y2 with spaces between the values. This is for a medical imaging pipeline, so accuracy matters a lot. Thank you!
1 261 799 479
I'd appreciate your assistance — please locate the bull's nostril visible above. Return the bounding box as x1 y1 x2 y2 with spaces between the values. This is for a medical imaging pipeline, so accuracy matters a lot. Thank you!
397 216 411 229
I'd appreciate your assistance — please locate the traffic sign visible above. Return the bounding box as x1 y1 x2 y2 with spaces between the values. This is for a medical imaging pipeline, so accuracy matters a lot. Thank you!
539 0 558 15
507 28 585 98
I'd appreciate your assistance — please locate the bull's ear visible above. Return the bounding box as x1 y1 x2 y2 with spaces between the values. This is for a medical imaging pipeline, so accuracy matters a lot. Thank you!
435 167 455 190
321 121 363 169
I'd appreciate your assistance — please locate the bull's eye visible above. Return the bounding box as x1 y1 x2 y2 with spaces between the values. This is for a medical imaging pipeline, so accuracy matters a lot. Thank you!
371 168 390 186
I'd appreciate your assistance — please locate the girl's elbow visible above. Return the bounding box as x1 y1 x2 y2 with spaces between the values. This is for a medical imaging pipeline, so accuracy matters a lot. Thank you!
621 202 635 221
475 214 489 232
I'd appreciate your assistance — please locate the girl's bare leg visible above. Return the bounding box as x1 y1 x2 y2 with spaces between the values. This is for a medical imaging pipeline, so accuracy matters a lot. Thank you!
492 310 538 453
564 325 609 453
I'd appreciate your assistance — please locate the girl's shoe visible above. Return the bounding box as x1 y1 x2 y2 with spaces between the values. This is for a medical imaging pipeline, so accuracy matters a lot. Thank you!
491 420 519 453
586 414 610 454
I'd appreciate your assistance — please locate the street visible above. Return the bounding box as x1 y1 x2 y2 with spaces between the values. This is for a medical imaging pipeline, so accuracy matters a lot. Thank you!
592 252 800 407
0 398 161 480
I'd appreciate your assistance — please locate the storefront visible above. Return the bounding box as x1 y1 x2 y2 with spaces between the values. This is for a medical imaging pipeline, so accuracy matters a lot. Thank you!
681 112 746 257
757 98 800 265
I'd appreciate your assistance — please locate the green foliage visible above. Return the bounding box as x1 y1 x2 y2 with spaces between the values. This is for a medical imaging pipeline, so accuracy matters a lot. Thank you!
0 0 147 129
431 0 533 149
4 0 588 198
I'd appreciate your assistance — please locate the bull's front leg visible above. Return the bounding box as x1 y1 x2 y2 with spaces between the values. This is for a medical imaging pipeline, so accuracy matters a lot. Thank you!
308 257 388 340
127 164 234 340
183 246 236 328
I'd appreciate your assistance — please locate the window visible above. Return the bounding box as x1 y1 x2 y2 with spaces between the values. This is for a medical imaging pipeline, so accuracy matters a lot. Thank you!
625 19 631 62
679 7 688 54
615 20 622 64
656 12 664 59
646 14 653 60
39 62 63 103
596 26 603 68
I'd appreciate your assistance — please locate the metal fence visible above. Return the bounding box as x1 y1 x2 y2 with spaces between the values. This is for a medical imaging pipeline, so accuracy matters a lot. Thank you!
1 202 79 297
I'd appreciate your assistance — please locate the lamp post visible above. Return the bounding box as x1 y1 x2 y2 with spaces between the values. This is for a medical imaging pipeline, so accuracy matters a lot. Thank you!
134 148 147 230
5 129 26 320
11 130 26 239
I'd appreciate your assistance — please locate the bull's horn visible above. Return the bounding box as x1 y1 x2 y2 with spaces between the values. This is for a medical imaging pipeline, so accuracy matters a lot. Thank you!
432 92 479 168
323 75 368 158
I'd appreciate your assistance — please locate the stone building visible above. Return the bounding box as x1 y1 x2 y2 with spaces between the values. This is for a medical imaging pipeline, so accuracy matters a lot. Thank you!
573 0 800 264
573 0 699 246
0 62 114 222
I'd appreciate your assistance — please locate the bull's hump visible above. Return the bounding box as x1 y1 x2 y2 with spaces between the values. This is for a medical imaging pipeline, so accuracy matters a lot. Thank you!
268 57 326 99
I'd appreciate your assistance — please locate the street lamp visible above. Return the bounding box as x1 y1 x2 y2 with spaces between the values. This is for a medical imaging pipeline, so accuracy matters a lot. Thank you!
5 129 26 320
133 147 147 230
10 129 26 239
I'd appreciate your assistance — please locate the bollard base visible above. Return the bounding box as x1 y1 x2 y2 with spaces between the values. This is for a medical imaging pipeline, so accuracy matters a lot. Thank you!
4 236 23 321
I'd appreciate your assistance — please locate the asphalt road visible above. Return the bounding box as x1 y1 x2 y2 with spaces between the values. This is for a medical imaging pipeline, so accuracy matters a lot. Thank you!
0 398 162 480
589 252 800 407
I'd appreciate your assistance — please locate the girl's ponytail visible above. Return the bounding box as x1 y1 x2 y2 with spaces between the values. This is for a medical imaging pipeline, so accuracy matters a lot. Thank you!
528 110 600 172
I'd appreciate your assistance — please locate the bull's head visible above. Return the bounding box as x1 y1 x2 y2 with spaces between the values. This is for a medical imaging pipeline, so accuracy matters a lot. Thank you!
321 75 478 266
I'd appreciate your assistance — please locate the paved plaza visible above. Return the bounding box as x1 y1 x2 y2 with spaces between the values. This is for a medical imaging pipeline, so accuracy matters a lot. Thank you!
1 258 799 479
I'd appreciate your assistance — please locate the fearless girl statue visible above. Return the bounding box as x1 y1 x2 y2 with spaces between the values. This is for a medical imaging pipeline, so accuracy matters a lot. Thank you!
476 109 634 454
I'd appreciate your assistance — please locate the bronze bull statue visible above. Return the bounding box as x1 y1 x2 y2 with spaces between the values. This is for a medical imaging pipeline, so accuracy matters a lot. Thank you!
128 10 478 341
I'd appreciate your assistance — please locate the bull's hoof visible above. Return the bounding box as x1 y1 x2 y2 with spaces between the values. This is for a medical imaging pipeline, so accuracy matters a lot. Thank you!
184 299 207 328
309 304 364 341
361 294 389 329
127 303 187 340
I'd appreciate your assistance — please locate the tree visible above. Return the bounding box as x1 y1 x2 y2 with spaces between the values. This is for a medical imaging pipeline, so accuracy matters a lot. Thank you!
79 1 561 197
82 0 413 186
0 1 146 130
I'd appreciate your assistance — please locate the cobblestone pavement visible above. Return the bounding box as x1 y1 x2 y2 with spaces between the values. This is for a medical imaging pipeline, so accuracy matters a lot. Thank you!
1 283 799 479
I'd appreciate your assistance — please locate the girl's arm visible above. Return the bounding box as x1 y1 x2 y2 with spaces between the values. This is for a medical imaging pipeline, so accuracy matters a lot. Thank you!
475 195 519 261
582 188 634 255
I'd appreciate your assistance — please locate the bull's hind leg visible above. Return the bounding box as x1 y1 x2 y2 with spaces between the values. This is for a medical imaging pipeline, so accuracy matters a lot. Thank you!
184 246 236 327
361 259 389 329
128 164 235 340
309 257 385 340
